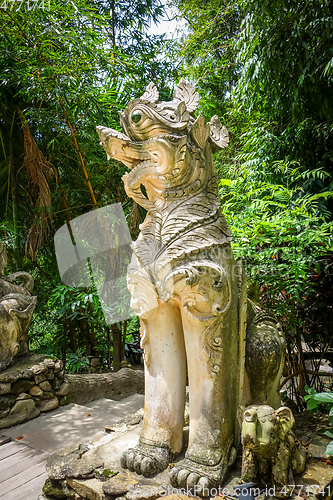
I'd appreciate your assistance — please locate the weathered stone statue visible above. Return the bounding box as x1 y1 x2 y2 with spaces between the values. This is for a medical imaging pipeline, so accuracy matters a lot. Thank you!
96 80 288 494
0 243 37 371
239 405 306 496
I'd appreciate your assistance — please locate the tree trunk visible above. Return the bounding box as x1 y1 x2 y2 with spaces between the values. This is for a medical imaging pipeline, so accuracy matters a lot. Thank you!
62 315 68 372
80 317 91 355
111 323 121 371
68 319 78 353
296 324 309 391
106 326 111 370
121 319 127 361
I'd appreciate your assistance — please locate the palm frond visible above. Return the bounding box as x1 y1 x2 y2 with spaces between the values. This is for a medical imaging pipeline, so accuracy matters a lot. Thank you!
19 113 54 260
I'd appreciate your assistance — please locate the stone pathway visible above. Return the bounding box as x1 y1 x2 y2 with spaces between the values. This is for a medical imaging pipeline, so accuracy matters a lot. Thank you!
0 394 144 499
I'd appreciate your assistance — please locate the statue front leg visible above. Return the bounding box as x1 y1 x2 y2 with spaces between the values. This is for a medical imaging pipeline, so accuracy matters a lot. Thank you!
170 262 239 495
121 300 186 476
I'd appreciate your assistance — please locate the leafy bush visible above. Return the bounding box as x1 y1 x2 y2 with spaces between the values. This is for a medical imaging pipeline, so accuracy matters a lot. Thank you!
219 155 333 331
304 385 333 456
66 348 89 374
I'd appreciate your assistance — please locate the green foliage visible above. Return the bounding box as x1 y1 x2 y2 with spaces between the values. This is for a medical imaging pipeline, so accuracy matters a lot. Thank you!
235 0 333 216
170 0 241 118
236 0 333 123
2 0 333 377
0 0 175 361
66 347 89 374
49 285 103 323
218 141 333 330
0 0 174 261
173 0 333 339
304 385 333 456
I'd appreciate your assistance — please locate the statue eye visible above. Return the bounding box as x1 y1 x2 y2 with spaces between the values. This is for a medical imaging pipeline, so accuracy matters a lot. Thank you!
131 111 142 124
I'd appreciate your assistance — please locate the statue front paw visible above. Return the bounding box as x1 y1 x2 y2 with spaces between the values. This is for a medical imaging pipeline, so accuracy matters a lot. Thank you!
170 455 231 497
121 443 170 477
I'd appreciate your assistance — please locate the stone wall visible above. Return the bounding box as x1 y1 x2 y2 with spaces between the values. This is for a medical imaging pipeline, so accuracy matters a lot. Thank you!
0 353 69 429
0 353 145 429
66 367 144 405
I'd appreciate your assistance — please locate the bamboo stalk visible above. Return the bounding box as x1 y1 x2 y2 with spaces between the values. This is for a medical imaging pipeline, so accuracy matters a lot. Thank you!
59 102 97 206
9 110 21 269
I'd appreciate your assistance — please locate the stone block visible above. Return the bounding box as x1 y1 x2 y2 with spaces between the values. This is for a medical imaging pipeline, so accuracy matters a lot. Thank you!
55 370 64 380
44 359 55 369
0 382 11 395
56 382 70 396
64 368 144 405
103 473 138 496
40 390 55 400
0 372 17 383
59 394 71 406
46 370 55 380
43 478 79 499
52 377 61 390
0 398 40 428
21 369 33 379
11 378 35 394
30 385 43 396
126 485 166 500
308 435 332 459
35 373 46 384
91 431 108 444
0 367 31 383
16 392 32 400
39 380 52 392
34 397 42 408
0 408 10 418
32 364 48 375
0 394 16 410
298 458 333 494
54 360 63 372
47 448 103 480
67 478 106 500
39 397 59 412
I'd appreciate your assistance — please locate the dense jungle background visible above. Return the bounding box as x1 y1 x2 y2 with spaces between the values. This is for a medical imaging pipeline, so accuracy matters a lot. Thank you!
0 0 333 407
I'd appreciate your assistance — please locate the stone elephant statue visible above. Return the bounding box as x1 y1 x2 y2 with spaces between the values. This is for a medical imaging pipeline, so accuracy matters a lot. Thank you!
239 405 306 497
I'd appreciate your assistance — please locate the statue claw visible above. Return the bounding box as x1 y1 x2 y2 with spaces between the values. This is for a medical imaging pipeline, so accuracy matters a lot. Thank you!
121 443 170 477
169 457 228 497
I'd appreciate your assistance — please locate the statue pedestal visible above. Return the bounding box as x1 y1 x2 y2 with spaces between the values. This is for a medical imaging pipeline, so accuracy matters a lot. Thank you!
43 412 242 500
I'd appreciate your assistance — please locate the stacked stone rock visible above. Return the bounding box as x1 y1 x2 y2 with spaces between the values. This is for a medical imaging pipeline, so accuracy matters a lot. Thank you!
89 357 101 374
0 358 70 429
